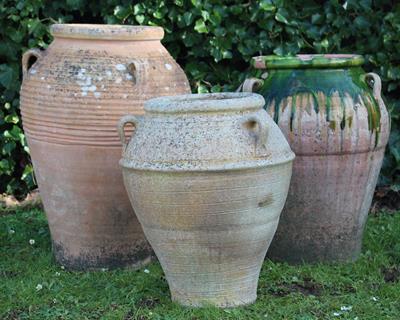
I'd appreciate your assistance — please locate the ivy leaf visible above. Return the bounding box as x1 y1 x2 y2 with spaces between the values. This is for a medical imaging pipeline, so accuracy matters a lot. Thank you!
354 16 370 29
197 83 209 93
275 10 289 25
273 45 284 56
260 0 275 11
4 114 19 124
194 19 208 33
133 3 145 14
114 5 131 19
183 12 194 25
0 65 15 89
0 159 13 175
4 125 22 141
135 15 145 24
321 38 329 49
311 13 323 24
21 164 33 181
2 141 16 156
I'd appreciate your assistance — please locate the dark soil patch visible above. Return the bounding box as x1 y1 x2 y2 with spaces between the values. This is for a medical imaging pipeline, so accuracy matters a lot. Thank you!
124 310 148 320
371 187 400 214
124 310 134 320
4 309 27 320
1 270 20 278
269 278 323 297
382 266 400 283
0 189 42 215
330 284 357 296
136 297 160 309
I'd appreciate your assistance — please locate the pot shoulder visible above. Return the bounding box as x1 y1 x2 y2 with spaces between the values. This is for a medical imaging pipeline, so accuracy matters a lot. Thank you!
121 110 295 172
20 39 190 146
258 68 389 154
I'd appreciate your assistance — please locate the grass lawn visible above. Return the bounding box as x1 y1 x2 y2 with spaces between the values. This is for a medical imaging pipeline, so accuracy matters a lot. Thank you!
1 208 400 320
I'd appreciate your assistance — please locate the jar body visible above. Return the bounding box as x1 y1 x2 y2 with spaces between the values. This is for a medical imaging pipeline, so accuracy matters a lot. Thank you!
120 93 294 306
252 58 389 263
124 165 292 307
19 25 190 270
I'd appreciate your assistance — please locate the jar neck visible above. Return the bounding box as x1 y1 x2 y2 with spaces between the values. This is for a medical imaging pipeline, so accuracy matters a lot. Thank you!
252 55 364 70
49 37 164 56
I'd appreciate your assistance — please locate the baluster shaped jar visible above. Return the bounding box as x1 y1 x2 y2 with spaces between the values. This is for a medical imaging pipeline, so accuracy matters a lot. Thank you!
242 54 390 263
119 93 294 307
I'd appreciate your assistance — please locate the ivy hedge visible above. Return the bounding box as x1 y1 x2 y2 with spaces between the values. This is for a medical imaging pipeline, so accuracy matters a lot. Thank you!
1 0 399 197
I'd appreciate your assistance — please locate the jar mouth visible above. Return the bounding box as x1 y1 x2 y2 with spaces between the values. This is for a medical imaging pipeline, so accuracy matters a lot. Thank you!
252 54 364 69
145 93 265 114
50 24 164 41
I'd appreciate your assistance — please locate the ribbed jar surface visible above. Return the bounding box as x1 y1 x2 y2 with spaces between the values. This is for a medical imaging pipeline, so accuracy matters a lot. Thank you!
120 93 294 307
251 54 390 263
19 24 191 270
20 25 190 145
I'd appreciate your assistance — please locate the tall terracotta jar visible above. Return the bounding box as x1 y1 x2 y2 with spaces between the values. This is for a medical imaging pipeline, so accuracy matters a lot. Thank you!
242 54 390 263
19 24 190 270
119 93 295 307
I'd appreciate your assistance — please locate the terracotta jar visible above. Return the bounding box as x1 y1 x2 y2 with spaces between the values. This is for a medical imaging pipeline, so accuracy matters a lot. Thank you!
19 24 190 270
242 54 390 263
119 93 294 307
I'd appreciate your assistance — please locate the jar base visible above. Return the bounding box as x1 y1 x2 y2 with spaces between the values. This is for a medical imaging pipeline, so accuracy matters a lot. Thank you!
52 240 154 271
171 291 257 308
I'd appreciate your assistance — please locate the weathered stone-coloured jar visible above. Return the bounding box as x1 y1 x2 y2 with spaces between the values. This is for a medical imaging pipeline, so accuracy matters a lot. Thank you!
242 54 390 263
119 93 294 307
19 24 190 270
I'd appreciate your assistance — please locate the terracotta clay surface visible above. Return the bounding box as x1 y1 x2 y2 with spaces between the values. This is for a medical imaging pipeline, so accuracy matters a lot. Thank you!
119 93 294 307
244 54 390 263
19 24 190 270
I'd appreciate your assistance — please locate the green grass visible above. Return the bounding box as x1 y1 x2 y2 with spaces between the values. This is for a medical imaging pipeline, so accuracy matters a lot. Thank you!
1 209 400 320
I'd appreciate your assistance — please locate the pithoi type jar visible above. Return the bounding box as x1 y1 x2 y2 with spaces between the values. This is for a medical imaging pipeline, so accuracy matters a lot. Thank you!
20 24 190 270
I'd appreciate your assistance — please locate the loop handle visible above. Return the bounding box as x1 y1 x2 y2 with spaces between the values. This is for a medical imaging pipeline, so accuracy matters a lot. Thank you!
365 72 389 118
117 115 139 151
22 48 43 78
365 73 381 97
127 60 139 85
237 78 264 92
243 113 268 153
365 72 390 145
365 73 384 106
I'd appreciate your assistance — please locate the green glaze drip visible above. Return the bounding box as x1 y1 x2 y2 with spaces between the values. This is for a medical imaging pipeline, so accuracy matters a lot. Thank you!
325 94 331 123
311 92 319 114
340 97 346 131
290 95 296 131
348 115 353 128
256 65 381 146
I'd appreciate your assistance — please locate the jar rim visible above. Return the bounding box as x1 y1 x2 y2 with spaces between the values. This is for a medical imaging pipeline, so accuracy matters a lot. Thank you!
144 93 265 114
252 54 364 69
50 24 164 41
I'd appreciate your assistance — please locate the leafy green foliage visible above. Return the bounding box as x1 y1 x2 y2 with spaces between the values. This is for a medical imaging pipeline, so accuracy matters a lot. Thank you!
1 208 400 318
1 0 399 196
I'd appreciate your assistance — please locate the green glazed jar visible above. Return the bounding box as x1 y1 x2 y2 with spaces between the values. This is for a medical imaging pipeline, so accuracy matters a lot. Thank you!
242 54 390 263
